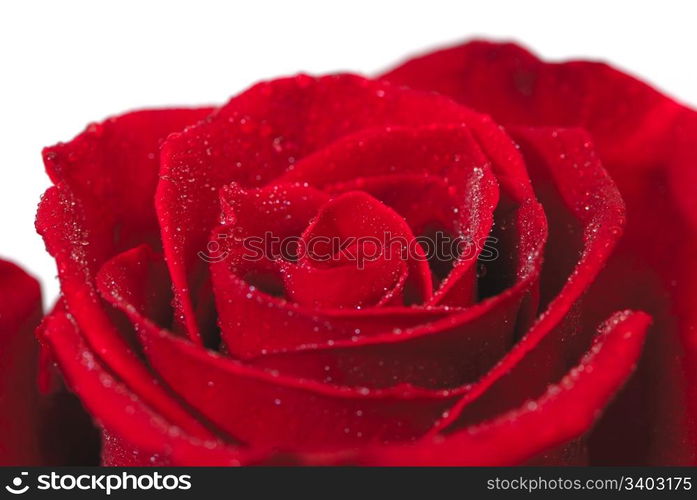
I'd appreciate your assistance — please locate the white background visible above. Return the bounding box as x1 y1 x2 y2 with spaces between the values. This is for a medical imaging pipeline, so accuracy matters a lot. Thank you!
2 0 696 305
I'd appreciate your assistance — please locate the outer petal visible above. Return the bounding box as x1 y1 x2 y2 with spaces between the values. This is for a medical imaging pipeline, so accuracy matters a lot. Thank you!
37 107 218 440
36 186 214 440
0 259 42 465
428 127 627 437
305 311 650 465
382 41 679 166
382 40 697 464
43 108 213 248
38 305 256 466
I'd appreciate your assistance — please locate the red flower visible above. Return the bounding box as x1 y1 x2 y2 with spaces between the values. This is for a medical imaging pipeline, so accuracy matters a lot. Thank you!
35 41 695 465
0 259 42 464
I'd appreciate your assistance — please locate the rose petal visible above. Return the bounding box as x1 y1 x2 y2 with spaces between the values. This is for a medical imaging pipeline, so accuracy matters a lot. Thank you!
43 108 213 249
38 304 256 466
297 191 431 301
37 107 220 440
0 259 42 465
282 257 409 310
304 311 650 465
36 186 213 439
430 127 628 433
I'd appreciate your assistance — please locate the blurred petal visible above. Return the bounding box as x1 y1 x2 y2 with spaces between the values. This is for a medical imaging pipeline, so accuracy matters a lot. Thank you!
0 259 42 465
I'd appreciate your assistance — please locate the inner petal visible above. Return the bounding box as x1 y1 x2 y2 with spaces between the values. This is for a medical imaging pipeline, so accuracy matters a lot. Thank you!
295 190 433 305
282 257 407 309
278 125 500 306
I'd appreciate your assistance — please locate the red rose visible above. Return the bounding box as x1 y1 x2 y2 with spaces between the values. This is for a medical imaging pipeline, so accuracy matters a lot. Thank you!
0 259 42 464
34 41 695 466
